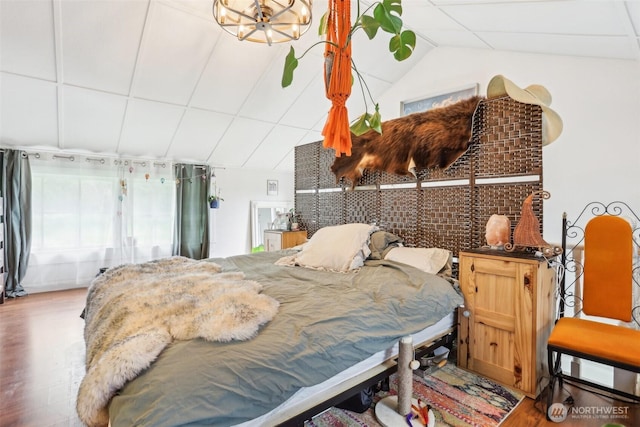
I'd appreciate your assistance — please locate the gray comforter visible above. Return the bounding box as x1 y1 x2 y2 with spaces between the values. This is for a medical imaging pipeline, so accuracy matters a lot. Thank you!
108 251 463 426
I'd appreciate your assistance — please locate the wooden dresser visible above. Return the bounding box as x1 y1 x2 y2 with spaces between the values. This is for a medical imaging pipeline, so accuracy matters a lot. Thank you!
457 249 556 397
264 230 307 252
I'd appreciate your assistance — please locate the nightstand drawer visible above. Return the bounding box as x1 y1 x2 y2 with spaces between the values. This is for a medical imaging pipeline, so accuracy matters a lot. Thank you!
264 232 282 252
264 230 307 251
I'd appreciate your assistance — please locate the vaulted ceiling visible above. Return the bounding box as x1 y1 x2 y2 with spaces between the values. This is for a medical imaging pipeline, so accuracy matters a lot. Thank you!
1 0 638 171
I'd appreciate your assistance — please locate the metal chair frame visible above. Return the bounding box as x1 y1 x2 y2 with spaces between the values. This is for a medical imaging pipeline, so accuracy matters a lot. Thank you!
546 201 640 415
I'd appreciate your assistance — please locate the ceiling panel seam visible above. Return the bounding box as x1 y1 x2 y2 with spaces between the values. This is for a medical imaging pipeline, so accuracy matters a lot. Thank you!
53 0 64 149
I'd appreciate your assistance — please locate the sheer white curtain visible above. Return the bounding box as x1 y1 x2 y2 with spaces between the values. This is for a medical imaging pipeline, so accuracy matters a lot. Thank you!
23 154 175 291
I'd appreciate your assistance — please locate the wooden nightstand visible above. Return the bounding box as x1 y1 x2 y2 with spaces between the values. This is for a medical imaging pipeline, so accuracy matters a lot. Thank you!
457 249 556 397
264 230 307 252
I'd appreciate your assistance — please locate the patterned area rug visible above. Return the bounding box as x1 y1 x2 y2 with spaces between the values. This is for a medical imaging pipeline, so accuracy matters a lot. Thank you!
305 364 524 427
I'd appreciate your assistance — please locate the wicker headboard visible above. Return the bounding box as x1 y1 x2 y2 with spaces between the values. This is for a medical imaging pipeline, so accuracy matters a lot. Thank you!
294 97 544 263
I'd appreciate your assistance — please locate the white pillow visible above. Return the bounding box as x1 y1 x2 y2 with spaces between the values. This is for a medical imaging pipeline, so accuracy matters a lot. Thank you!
294 223 378 272
384 247 452 275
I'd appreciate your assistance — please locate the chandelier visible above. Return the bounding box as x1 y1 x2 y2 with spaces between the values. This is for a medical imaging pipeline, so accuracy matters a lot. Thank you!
213 0 312 45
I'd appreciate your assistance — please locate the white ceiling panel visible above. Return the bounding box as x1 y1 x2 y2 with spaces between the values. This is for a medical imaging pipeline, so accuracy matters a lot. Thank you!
274 148 295 172
208 117 274 167
190 36 282 114
480 32 638 60
420 30 489 49
1 0 638 171
301 129 323 146
168 108 234 161
402 3 467 32
279 74 330 129
627 2 640 36
0 73 58 146
0 0 57 81
169 0 214 17
243 125 308 169
132 1 219 105
442 1 626 36
350 30 433 84
344 74 392 126
60 0 148 95
118 99 185 157
239 49 321 123
61 86 127 153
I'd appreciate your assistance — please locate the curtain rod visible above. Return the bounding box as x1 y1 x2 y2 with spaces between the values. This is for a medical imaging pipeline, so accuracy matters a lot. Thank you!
13 148 212 169
18 150 173 168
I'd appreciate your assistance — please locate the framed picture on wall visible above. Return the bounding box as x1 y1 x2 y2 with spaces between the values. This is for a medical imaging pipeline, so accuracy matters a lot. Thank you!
267 179 278 196
401 83 479 116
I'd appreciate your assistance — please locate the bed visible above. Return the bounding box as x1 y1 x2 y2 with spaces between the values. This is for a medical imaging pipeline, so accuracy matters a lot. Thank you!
79 96 547 427
78 225 464 427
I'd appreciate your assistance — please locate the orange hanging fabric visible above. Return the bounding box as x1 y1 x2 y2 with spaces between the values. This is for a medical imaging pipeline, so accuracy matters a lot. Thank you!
322 0 352 157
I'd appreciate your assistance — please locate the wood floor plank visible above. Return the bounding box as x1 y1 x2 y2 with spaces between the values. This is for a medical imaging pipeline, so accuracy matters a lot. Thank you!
0 288 638 427
1 289 86 427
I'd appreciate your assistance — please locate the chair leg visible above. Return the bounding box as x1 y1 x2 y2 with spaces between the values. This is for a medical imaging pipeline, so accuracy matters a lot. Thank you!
546 375 557 421
546 349 557 420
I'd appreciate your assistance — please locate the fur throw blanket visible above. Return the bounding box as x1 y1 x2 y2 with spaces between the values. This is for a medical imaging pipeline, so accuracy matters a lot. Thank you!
331 96 483 187
76 256 279 427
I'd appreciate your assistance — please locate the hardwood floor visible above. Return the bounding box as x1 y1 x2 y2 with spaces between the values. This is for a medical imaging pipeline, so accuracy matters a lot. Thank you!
1 288 86 427
0 289 638 427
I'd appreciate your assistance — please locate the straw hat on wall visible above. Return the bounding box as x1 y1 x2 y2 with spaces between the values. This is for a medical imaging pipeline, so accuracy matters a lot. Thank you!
487 74 563 145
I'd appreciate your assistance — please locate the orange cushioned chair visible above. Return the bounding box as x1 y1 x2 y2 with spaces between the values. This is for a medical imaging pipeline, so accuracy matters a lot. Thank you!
547 203 640 417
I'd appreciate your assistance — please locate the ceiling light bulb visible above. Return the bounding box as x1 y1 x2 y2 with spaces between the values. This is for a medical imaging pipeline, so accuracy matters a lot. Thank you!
292 24 299 39
219 7 226 24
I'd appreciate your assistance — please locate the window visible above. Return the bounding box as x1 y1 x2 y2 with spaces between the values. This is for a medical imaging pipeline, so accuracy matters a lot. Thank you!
25 156 175 290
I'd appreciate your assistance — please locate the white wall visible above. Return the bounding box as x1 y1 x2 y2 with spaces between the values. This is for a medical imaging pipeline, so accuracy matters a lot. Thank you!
209 167 295 258
377 47 640 244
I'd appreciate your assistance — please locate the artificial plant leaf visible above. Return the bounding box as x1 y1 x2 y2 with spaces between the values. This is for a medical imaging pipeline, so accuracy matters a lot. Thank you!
282 46 298 88
350 112 373 136
318 12 328 36
382 0 403 16
373 3 402 34
360 15 380 39
369 107 382 134
389 30 416 61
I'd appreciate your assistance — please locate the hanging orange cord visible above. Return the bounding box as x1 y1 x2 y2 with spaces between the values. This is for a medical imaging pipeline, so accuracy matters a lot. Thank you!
322 0 352 157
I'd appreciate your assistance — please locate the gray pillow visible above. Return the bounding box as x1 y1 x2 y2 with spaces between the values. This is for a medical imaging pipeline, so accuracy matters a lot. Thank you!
368 231 404 260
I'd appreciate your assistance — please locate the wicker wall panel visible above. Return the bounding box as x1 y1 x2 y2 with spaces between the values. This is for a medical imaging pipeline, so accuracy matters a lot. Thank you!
318 147 343 189
416 151 472 182
416 102 481 183
475 98 543 177
317 191 345 229
377 170 418 186
379 188 419 246
295 143 319 190
345 190 379 225
472 182 544 248
420 186 472 256
350 168 374 187
295 192 318 236
294 96 544 256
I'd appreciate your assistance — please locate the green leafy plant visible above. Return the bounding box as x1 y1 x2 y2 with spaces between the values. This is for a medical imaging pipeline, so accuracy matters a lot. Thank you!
282 0 415 136
208 186 224 202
